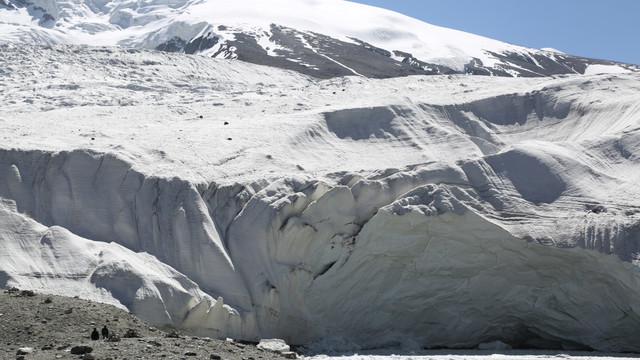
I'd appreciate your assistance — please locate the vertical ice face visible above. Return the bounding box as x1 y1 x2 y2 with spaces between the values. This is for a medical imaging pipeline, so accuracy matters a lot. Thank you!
3 142 640 350
0 149 257 337
302 193 640 351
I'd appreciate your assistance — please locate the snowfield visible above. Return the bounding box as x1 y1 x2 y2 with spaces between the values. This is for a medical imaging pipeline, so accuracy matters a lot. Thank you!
2 42 640 352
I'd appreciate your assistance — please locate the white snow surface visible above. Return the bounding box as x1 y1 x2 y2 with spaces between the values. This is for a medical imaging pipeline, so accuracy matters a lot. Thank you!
583 64 632 75
540 47 565 54
0 0 542 71
2 43 640 352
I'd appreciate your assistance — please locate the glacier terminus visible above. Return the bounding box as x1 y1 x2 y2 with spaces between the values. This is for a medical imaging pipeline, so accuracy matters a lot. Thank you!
1 0 640 353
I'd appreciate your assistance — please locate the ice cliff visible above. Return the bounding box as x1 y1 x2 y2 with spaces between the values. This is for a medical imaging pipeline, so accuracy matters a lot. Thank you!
1 44 640 352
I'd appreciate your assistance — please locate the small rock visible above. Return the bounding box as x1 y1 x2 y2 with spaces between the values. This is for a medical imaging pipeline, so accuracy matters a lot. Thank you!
56 345 69 350
281 352 297 359
185 352 198 356
165 329 181 338
70 345 93 355
64 308 73 314
41 344 54 350
16 347 35 355
123 328 141 338
210 354 222 360
19 290 36 297
44 297 53 303
148 340 162 347
257 339 290 353
16 356 25 360
83 354 96 360
107 333 121 342
224 121 229 125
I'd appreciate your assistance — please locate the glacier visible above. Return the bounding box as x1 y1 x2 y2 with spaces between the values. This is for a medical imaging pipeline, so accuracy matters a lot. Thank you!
1 41 640 352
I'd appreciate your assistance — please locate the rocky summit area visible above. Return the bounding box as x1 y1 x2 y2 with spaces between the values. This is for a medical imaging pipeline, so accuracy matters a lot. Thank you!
0 288 298 360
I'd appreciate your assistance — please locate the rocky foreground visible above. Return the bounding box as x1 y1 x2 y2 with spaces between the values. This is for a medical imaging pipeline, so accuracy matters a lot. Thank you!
0 288 298 360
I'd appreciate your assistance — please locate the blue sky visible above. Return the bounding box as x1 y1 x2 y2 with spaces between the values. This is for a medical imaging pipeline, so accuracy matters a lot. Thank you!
349 0 639 65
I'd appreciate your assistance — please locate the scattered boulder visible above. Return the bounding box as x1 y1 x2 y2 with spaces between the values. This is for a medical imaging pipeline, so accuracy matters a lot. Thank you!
123 328 142 338
19 290 36 297
16 347 34 355
70 345 93 355
586 204 607 213
165 329 181 338
257 339 290 353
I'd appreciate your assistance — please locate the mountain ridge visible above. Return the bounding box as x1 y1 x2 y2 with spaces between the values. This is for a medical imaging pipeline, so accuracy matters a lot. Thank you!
1 0 637 78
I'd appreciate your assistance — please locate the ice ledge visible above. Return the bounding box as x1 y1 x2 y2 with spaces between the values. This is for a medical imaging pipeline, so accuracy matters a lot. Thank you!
2 147 640 351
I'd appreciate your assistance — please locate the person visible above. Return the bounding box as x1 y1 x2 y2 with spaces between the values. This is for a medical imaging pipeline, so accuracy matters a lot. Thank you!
91 328 99 340
102 325 109 339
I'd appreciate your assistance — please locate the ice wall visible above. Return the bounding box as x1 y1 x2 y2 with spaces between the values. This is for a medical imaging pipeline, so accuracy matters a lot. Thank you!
2 144 640 351
0 149 256 339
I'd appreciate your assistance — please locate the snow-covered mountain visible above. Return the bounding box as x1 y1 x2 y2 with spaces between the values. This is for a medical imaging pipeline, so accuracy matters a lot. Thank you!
1 0 637 78
2 0 640 354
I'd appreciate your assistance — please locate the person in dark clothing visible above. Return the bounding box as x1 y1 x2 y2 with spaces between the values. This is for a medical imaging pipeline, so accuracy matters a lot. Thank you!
91 328 99 340
102 325 109 339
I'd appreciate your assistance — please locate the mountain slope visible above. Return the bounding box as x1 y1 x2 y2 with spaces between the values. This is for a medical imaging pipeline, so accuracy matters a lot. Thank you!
0 0 637 78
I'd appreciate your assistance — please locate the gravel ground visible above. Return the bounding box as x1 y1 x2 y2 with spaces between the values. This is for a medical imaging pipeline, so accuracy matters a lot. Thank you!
0 288 297 360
